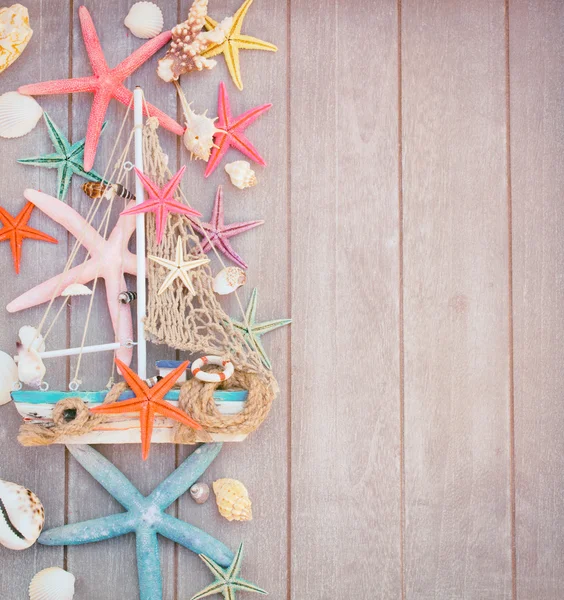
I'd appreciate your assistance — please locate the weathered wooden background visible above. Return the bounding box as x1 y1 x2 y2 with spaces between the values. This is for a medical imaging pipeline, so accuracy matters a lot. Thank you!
0 0 563 598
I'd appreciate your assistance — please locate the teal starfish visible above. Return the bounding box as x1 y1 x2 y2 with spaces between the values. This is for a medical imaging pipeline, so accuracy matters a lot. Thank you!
191 543 267 600
230 288 291 369
18 112 106 201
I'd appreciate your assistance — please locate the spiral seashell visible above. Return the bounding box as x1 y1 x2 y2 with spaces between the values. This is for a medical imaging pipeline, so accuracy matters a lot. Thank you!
213 267 246 296
29 567 75 600
0 4 33 74
225 161 257 190
189 482 210 504
124 1 164 39
0 479 44 550
213 478 252 522
0 91 43 138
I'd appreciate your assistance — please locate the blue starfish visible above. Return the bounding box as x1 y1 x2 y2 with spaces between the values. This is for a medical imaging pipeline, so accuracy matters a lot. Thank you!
39 443 233 600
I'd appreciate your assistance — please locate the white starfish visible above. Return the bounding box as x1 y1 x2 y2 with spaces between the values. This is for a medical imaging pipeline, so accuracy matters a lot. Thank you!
6 189 138 365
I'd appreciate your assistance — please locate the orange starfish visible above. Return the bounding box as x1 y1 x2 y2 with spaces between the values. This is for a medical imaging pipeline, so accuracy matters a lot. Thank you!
91 359 203 460
0 201 58 274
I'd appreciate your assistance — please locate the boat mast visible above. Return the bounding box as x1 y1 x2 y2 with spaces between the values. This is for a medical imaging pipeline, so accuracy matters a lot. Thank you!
133 87 147 378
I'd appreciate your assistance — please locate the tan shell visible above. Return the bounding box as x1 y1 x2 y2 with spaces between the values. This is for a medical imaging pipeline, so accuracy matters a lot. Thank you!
0 4 33 74
213 478 252 522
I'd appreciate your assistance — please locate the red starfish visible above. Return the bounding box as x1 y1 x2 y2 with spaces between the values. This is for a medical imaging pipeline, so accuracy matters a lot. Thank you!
0 201 58 274
204 81 272 177
121 166 202 244
18 7 184 172
91 359 202 460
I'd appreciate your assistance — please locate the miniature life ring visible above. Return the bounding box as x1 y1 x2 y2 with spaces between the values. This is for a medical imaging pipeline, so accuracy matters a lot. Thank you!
191 356 234 383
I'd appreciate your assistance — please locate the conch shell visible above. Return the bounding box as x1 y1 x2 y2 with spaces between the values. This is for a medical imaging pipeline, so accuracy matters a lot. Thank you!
17 325 45 388
0 4 33 74
0 479 44 550
213 266 246 295
182 102 222 162
213 478 252 522
225 161 257 190
29 567 75 600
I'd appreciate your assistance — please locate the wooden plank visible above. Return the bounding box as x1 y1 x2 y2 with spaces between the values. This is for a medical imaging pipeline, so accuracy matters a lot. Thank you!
510 1 564 597
290 1 402 598
401 1 512 598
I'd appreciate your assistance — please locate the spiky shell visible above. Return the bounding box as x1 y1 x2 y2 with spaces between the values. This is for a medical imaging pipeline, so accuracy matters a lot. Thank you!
124 1 163 39
0 350 18 405
0 91 42 138
0 479 44 550
183 104 220 161
29 567 75 600
213 266 246 295
0 4 33 74
225 161 257 190
18 325 45 352
61 283 93 297
189 482 210 504
213 478 252 522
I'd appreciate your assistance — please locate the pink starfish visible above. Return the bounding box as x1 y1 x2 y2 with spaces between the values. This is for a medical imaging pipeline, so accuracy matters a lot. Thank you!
7 189 138 366
191 185 263 269
204 82 272 178
18 7 184 172
121 166 202 245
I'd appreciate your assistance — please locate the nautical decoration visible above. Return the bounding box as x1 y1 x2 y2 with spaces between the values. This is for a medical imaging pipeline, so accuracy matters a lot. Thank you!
0 91 42 138
225 161 257 190
230 288 291 369
120 166 202 245
190 482 210 504
0 351 18 405
182 102 222 162
0 478 44 550
6 189 137 365
29 567 75 600
18 113 106 202
190 185 263 270
202 0 277 91
82 181 135 202
0 4 32 74
17 6 184 171
18 325 45 352
16 346 45 388
0 201 58 274
38 444 234 600
191 543 267 599
213 266 246 295
90 359 203 460
191 355 234 383
205 82 271 177
148 236 210 296
124 1 163 39
61 283 93 297
118 290 137 304
213 478 252 522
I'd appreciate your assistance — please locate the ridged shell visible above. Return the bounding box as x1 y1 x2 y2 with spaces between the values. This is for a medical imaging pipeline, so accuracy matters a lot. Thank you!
225 161 257 190
0 4 33 74
124 2 163 39
61 283 92 297
213 267 246 295
29 567 75 600
213 478 252 522
0 479 44 550
0 91 43 138
0 350 18 405
189 482 210 504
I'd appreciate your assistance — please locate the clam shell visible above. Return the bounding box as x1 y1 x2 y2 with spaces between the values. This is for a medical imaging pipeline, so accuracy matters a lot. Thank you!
124 1 164 39
213 267 246 295
0 91 42 138
213 478 252 522
225 161 257 190
0 350 18 405
0 479 44 550
189 482 210 504
29 567 75 600
61 283 92 297
18 325 45 352
0 4 33 74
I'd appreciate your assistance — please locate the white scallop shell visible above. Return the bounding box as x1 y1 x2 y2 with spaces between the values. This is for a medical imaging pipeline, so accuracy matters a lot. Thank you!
0 479 44 550
29 567 75 600
0 351 18 406
124 2 164 39
61 283 92 297
0 91 43 138
213 267 247 295
225 161 257 190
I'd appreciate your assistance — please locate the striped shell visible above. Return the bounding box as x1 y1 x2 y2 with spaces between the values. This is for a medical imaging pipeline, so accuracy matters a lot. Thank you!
124 1 163 39
213 478 252 522
29 567 75 600
0 479 44 550
0 91 42 138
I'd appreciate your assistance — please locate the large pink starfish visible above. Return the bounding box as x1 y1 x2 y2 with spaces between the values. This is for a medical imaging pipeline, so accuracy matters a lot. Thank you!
191 185 263 269
6 189 138 365
121 166 202 245
204 82 272 177
18 7 184 172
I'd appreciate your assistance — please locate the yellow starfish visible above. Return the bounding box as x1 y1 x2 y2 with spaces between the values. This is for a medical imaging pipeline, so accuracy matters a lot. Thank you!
202 0 277 91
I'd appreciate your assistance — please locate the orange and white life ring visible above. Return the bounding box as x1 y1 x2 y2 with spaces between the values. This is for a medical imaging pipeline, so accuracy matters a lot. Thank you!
191 355 234 383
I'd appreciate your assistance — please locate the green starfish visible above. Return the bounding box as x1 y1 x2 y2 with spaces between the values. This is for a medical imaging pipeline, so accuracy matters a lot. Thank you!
191 543 267 600
18 112 106 201
230 287 291 369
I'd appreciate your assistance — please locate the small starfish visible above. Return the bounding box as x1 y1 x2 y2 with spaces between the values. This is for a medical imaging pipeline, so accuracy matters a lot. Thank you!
149 236 210 296
7 189 137 365
18 112 106 202
0 201 58 274
203 0 277 91
191 185 263 270
39 443 233 600
91 359 203 460
121 166 202 244
18 6 184 171
191 542 267 600
230 288 291 369
204 82 271 178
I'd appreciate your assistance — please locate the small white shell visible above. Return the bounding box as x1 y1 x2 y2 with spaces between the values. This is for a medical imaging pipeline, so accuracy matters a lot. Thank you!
0 479 44 550
29 567 75 600
124 1 164 39
0 351 18 405
61 283 92 297
17 348 45 388
183 104 221 162
225 161 257 190
213 267 247 295
0 91 43 138
19 325 45 353
189 482 210 504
